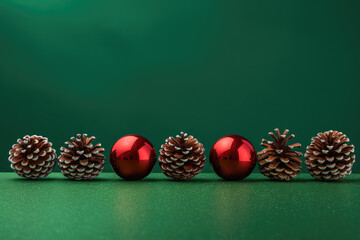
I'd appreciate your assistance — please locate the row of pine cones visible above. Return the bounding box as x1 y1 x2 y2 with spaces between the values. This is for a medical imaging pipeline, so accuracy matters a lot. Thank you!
8 132 206 181
9 134 105 180
258 129 355 181
9 129 356 181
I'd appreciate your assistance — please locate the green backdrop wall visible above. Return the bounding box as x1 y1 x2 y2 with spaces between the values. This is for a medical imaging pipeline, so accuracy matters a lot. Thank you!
1 0 359 173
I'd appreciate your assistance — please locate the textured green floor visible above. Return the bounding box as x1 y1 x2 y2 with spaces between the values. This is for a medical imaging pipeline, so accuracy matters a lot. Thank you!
1 173 360 240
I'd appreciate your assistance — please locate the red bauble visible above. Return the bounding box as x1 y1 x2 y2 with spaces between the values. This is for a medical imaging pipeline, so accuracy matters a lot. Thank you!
209 135 257 180
110 135 156 180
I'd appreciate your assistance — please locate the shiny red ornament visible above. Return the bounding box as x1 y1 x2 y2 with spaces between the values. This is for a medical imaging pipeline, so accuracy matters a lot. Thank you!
209 135 257 180
110 135 156 180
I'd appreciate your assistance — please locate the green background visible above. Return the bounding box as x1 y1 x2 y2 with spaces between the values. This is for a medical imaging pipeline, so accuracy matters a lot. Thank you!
1 0 359 173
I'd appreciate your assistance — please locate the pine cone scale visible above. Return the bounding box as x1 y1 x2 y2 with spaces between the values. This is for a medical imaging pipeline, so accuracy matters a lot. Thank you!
289 157 302 163
285 161 299 170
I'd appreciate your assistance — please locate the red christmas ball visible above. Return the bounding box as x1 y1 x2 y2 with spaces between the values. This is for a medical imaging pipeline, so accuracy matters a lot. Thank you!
110 135 156 180
209 135 257 180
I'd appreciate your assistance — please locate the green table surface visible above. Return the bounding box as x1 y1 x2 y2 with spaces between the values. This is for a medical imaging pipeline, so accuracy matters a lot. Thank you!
1 173 360 240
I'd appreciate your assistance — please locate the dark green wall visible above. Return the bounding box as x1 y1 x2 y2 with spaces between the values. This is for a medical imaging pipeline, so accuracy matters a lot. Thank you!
1 0 359 173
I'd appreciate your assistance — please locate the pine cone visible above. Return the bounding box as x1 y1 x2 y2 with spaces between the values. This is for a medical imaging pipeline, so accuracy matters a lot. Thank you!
257 129 302 181
305 130 355 181
59 134 105 180
8 135 57 179
159 132 205 180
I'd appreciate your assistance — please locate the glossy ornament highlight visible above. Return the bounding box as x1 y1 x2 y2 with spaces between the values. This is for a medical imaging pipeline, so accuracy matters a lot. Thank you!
209 135 257 180
110 135 156 180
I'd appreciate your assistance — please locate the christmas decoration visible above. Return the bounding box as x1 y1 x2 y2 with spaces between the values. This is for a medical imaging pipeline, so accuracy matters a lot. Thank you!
257 129 302 181
159 132 205 181
58 134 105 180
8 135 56 179
209 135 257 180
110 135 156 180
305 130 355 181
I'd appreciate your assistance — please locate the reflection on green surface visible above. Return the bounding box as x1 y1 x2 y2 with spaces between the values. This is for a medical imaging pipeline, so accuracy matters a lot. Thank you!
1 173 360 240
212 181 252 238
111 181 154 238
